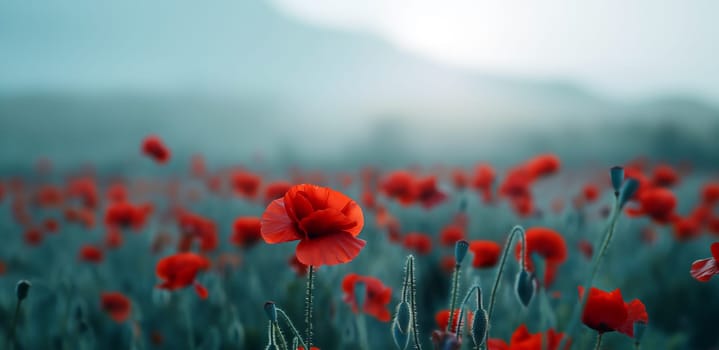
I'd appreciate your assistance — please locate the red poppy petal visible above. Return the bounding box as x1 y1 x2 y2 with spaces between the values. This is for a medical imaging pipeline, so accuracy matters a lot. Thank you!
618 299 648 336
296 232 366 266
261 199 302 244
194 282 208 299
711 242 719 261
299 208 357 237
691 258 719 282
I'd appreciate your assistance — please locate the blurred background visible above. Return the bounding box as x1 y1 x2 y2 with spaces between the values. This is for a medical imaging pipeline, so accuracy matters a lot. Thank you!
1 0 718 169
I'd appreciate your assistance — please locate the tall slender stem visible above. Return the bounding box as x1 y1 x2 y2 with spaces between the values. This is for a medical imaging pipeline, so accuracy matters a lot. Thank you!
305 265 315 348
486 226 525 322
446 264 461 332
277 308 308 350
357 313 370 350
593 333 603 350
9 299 22 350
184 296 195 350
408 257 422 350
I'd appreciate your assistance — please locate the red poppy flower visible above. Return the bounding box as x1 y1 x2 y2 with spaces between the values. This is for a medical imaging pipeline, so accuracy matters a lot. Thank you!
415 176 447 209
155 252 210 299
577 239 593 260
261 184 365 266
617 299 648 337
701 182 719 206
142 135 170 163
107 183 128 203
42 218 59 233
672 216 702 241
651 164 679 187
487 339 509 350
101 292 132 323
403 232 433 255
177 210 218 252
24 228 43 246
35 185 64 207
582 184 600 203
263 181 292 204
516 227 567 286
341 273 392 322
507 324 569 350
469 240 501 268
580 287 646 337
105 202 152 230
691 242 719 282
435 309 473 333
231 170 262 199
525 154 561 179
381 171 417 206
626 188 677 224
66 177 99 209
471 163 496 203
230 216 262 248
440 225 465 247
79 245 104 264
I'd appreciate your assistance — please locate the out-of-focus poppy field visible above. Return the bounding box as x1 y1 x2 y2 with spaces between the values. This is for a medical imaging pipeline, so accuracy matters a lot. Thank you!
2 1 719 350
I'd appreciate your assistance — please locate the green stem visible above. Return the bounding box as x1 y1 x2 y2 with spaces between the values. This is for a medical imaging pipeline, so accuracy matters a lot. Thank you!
593 333 603 350
305 265 315 348
408 257 422 350
558 198 621 349
184 296 195 350
486 226 526 324
274 322 288 350
277 308 308 350
9 299 22 350
357 313 370 350
446 264 462 332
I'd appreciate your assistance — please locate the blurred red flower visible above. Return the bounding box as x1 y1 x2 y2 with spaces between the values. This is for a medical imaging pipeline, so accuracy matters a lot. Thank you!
79 245 104 264
516 227 567 286
155 252 210 299
341 273 392 322
230 216 262 248
231 170 262 200
469 240 501 268
141 135 171 163
435 309 473 333
440 225 465 247
101 292 132 323
403 232 433 255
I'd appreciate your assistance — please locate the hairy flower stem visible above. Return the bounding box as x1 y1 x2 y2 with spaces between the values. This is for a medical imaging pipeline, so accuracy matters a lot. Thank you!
486 226 526 326
558 198 621 349
593 333 603 350
446 263 462 332
277 308 308 350
305 265 315 348
407 256 422 350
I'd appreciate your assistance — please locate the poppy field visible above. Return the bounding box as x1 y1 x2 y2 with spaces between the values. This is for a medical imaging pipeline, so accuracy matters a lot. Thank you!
0 134 718 350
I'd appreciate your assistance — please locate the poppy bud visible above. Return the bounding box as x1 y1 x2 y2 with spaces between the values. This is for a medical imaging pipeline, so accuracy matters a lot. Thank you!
515 269 535 307
610 166 624 196
392 319 410 350
395 301 411 334
619 178 640 209
16 280 31 301
354 281 367 309
471 308 488 347
455 240 469 265
264 301 277 322
633 320 647 344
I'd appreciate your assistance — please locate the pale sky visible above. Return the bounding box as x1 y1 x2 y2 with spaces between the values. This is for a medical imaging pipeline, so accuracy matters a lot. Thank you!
272 0 719 102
